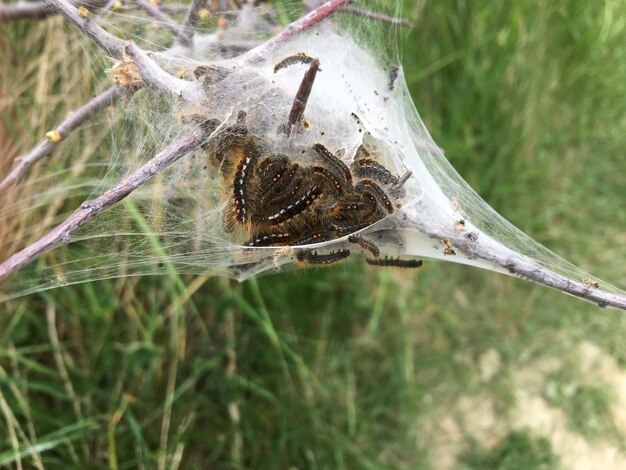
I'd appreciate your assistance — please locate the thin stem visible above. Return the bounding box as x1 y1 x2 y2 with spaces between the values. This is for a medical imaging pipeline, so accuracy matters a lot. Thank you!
136 0 182 35
242 0 352 64
341 6 413 28
0 1 53 21
97 0 117 16
176 0 207 47
123 43 202 101
0 128 211 284
158 3 190 14
0 86 122 195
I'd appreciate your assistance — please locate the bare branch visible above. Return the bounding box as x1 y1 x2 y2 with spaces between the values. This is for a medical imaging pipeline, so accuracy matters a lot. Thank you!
405 219 626 311
136 0 182 35
176 0 207 48
159 2 229 15
243 0 352 64
0 1 53 21
0 86 122 195
0 0 103 22
158 2 190 14
0 127 213 285
341 6 413 28
97 0 118 16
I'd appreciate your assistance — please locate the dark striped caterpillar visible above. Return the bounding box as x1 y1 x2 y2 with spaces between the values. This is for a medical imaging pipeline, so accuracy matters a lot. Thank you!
366 257 423 268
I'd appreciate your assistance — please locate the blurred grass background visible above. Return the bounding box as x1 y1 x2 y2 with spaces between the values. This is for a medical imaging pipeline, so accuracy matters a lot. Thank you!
1 0 626 468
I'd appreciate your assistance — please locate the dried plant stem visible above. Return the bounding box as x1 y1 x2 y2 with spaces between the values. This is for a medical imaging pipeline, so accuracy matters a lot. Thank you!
0 128 210 284
284 58 320 135
243 0 352 64
404 219 626 311
0 86 122 195
341 6 413 28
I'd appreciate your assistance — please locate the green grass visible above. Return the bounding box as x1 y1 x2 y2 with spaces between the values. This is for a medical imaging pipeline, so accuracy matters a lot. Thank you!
460 430 559 470
2 0 626 468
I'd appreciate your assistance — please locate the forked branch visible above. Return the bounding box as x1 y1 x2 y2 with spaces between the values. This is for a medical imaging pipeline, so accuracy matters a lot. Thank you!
0 127 213 284
42 0 201 100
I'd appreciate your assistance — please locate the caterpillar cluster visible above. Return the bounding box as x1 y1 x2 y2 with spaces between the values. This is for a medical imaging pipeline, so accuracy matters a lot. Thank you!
202 94 419 269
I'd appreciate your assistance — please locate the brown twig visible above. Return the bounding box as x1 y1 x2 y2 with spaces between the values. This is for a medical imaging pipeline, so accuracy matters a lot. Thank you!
0 127 212 284
176 0 207 47
283 59 320 136
0 86 122 195
136 0 182 35
341 6 413 28
242 0 352 64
